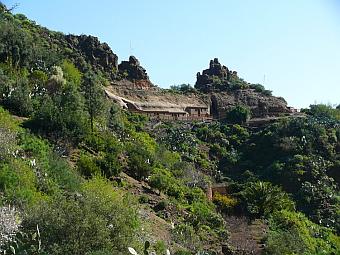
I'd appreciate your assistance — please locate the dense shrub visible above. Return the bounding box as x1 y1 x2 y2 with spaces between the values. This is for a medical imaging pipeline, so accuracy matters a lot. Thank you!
213 193 238 212
303 104 340 121
77 153 101 177
224 105 251 124
265 210 340 255
21 177 139 255
0 160 43 206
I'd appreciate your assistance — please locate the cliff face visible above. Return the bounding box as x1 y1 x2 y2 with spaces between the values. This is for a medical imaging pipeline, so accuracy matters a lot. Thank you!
210 90 289 119
64 35 152 87
195 59 291 118
118 56 149 80
196 58 235 91
65 34 118 76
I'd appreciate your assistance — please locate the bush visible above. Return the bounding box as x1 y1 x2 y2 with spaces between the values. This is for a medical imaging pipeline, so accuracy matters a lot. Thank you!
213 193 238 212
305 104 340 121
21 177 140 255
189 201 224 229
138 194 149 204
98 152 122 177
172 224 201 252
265 210 340 255
250 83 272 96
0 160 43 206
61 59 82 87
170 84 196 93
45 153 82 192
26 85 90 143
77 153 101 177
18 132 82 193
149 168 172 193
225 105 251 124
153 240 167 255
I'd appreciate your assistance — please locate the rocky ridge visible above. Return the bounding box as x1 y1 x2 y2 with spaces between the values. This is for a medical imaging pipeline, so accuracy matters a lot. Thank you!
64 35 153 88
106 57 291 119
196 57 238 92
65 34 118 75
61 34 291 120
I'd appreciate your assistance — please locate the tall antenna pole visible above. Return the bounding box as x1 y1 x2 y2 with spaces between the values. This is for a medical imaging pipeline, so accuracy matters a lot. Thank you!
263 74 266 85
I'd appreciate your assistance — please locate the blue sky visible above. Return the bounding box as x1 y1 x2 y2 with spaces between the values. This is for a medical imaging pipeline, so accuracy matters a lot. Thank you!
3 0 340 108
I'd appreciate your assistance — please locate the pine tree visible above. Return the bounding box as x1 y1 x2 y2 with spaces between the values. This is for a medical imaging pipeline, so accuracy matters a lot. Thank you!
82 71 105 132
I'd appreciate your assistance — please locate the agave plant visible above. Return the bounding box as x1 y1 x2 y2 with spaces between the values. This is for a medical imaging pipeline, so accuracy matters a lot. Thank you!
128 241 171 255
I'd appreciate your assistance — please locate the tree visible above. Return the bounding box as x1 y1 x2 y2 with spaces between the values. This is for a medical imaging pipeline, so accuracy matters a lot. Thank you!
170 84 196 93
0 71 34 117
305 104 340 121
27 83 89 143
0 18 34 69
61 59 82 87
225 105 251 124
82 71 106 132
126 143 154 180
265 210 340 255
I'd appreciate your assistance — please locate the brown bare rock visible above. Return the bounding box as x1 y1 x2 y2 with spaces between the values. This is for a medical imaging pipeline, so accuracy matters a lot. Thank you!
195 59 291 118
196 58 237 92
65 34 118 75
117 56 154 89
119 56 149 80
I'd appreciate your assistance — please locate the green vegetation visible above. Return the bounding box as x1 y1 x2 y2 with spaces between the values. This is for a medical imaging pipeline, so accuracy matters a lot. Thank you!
169 84 196 93
302 104 340 121
224 105 251 124
0 4 339 255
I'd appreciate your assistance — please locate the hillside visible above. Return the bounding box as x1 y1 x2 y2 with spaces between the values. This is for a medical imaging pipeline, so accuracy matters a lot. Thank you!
0 3 340 255
0 2 292 123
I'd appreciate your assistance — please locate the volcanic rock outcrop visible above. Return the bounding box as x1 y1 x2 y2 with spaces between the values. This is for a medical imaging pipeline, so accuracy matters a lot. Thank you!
195 59 291 118
117 56 153 89
65 35 118 75
195 58 238 93
64 35 152 88
118 56 149 80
